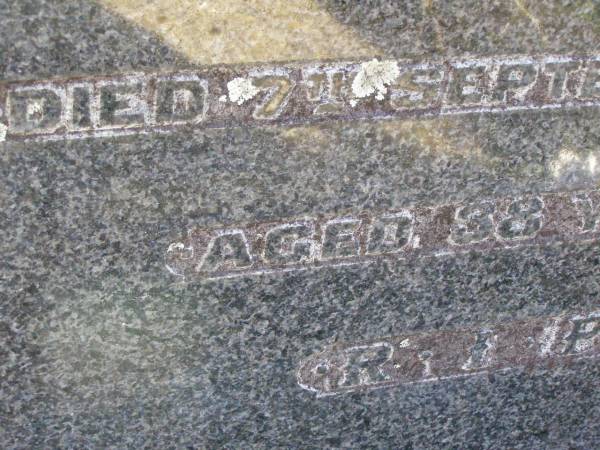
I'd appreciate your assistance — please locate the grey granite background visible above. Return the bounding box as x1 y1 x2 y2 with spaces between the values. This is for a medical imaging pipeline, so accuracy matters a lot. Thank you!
322 0 600 59
1 0 600 448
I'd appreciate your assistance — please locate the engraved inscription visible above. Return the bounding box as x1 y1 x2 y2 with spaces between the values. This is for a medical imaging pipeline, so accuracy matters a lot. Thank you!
297 311 600 397
155 74 208 125
3 54 600 143
166 188 600 281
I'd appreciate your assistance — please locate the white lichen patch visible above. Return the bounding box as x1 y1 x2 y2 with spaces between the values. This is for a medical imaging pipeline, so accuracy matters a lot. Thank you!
550 149 580 178
351 58 400 102
227 77 260 105
550 148 599 179
0 123 7 142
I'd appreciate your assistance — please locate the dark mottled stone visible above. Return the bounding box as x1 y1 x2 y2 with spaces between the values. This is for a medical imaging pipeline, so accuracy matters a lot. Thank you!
1 0 599 448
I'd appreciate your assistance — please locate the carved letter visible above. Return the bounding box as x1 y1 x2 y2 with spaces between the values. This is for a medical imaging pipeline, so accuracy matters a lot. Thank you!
321 218 362 259
366 211 414 254
542 62 581 100
263 222 316 265
572 192 600 232
447 64 488 105
495 196 544 241
155 75 207 124
390 66 445 109
8 86 64 134
98 80 149 128
448 202 495 245
581 61 600 99
67 84 93 130
492 63 538 104
462 329 497 371
303 66 348 115
197 230 253 273
562 316 600 354
341 343 393 387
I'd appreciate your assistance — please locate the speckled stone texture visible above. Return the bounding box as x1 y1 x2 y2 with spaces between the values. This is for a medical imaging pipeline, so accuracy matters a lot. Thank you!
1 1 600 448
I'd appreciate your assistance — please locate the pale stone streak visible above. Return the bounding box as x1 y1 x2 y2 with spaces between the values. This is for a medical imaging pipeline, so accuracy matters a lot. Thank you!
93 0 477 160
513 0 542 31
97 0 380 65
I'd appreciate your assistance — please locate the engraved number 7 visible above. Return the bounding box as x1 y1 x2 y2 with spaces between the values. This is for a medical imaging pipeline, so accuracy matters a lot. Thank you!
252 75 295 120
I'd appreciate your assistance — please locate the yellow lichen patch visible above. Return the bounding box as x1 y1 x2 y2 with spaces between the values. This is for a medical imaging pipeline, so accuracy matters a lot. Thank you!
281 118 482 160
281 125 333 152
98 0 380 65
378 118 483 158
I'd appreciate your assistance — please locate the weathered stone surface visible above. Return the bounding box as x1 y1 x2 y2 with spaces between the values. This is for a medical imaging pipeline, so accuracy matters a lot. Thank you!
1 1 599 448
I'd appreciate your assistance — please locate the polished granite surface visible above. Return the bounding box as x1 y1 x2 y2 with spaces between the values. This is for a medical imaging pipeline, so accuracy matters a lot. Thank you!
1 1 600 448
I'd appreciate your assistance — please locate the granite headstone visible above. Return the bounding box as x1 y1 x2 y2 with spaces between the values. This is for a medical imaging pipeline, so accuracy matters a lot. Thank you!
1 1 599 448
